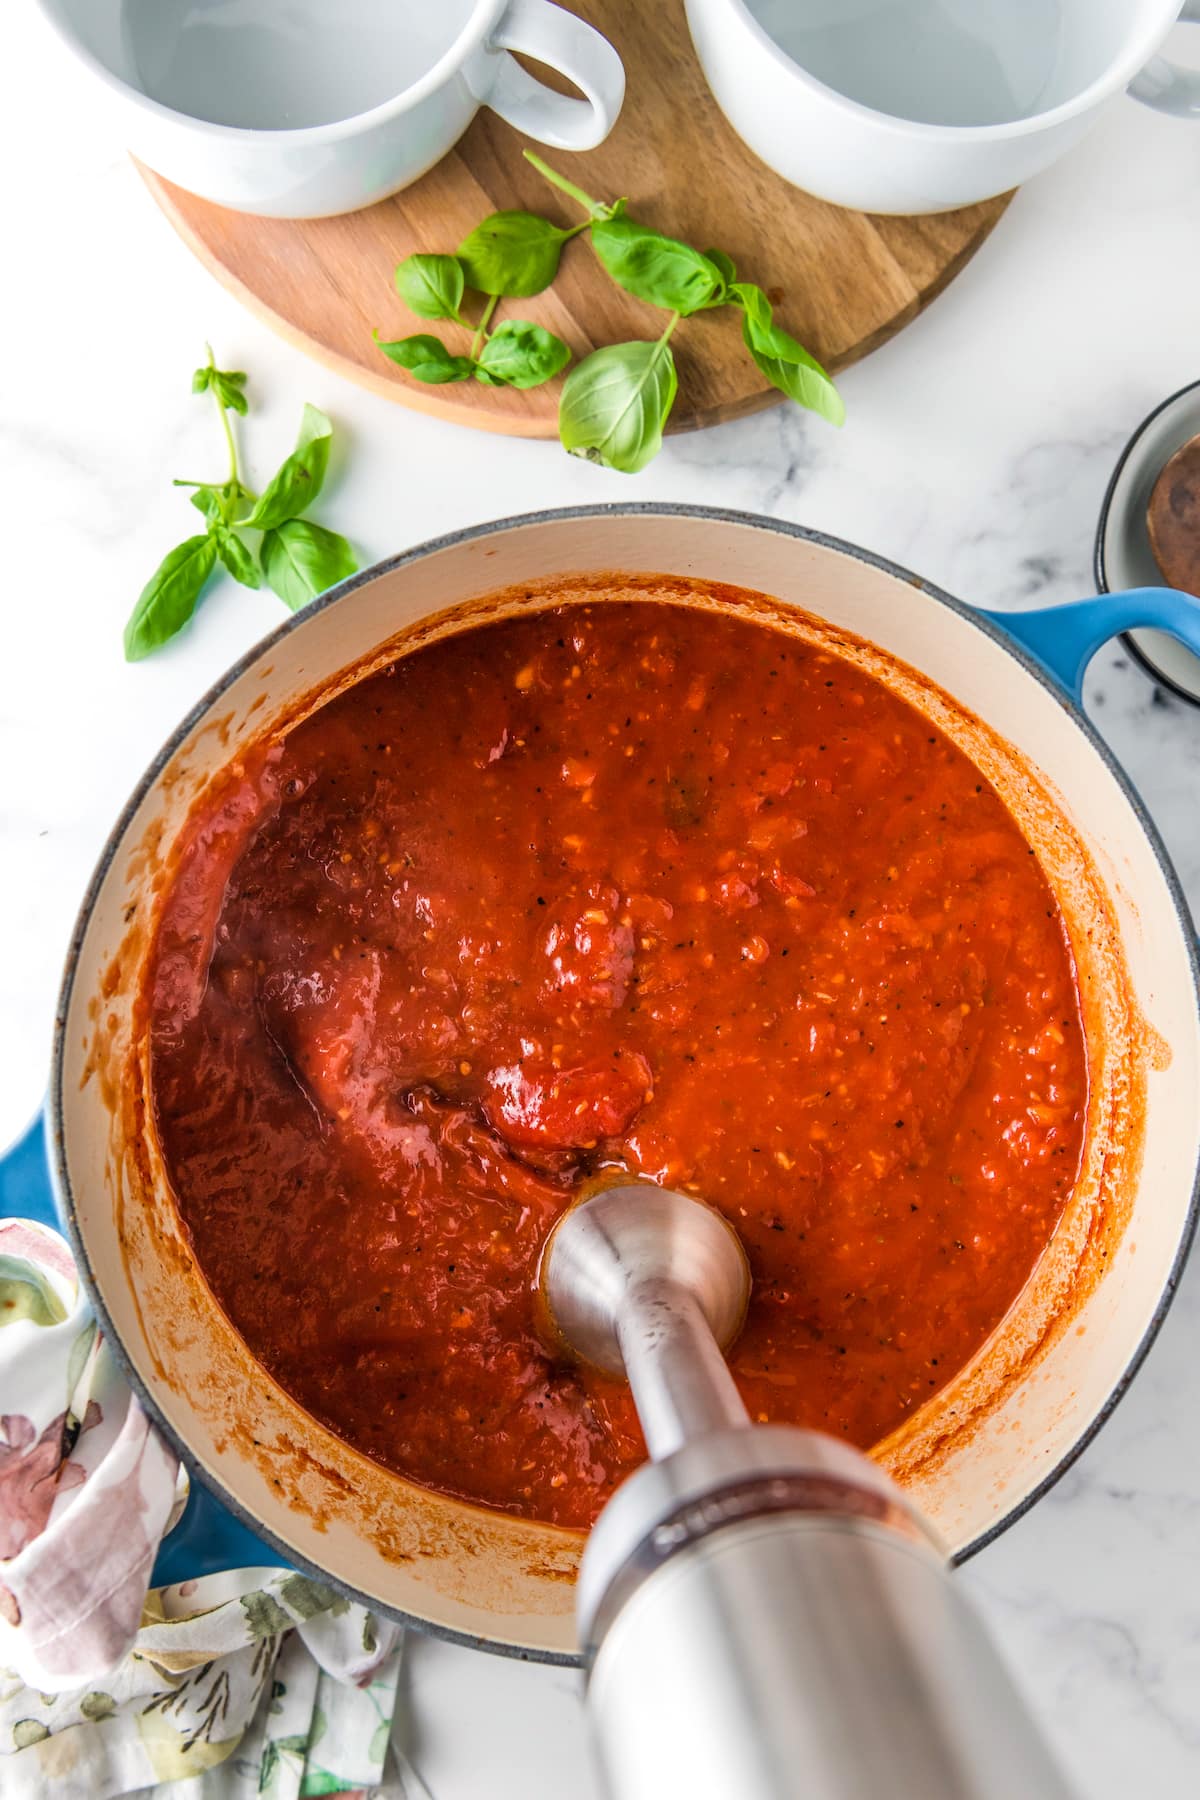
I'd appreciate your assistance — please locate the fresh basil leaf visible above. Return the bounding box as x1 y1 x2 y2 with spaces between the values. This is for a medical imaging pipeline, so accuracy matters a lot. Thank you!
261 519 357 612
558 338 678 474
457 211 569 298
124 535 219 662
475 320 571 389
208 370 248 415
191 366 211 394
731 283 844 426
704 247 736 292
395 252 466 321
190 485 224 523
191 480 251 523
376 332 476 383
729 282 770 321
590 219 724 316
244 403 333 530
215 526 261 589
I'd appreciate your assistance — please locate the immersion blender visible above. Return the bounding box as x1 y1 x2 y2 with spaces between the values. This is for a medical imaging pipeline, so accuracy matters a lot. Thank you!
541 1184 1074 1800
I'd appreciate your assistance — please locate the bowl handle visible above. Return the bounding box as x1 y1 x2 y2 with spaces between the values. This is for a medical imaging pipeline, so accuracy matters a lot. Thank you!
0 1112 290 1585
484 0 626 151
1128 0 1200 118
982 586 1200 703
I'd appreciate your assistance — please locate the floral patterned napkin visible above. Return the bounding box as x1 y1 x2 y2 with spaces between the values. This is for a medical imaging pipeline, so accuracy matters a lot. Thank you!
0 1217 406 1799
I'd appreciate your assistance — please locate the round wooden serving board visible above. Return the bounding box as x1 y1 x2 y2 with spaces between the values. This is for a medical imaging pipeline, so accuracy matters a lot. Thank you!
140 1 1011 439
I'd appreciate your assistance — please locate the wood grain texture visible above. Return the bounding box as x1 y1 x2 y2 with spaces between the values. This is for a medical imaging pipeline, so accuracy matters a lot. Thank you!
139 0 1012 439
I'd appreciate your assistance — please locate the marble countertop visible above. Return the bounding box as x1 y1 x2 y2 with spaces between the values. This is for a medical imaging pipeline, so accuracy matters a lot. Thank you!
6 11 1200 1797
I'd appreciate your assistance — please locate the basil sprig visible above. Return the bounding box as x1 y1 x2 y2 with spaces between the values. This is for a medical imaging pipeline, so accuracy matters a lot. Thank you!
376 256 573 390
374 167 621 395
373 153 842 474
528 155 843 467
123 347 357 661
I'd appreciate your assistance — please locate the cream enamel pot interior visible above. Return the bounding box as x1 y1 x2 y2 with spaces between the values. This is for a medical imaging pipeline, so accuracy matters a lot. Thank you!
52 506 1200 1663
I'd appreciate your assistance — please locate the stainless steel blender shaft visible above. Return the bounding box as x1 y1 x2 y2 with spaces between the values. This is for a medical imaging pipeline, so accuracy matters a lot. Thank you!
542 1177 751 1456
543 1183 1075 1800
614 1278 748 1456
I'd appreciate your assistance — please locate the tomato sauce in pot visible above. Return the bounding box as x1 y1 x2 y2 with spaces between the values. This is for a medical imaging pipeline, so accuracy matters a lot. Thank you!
149 600 1087 1528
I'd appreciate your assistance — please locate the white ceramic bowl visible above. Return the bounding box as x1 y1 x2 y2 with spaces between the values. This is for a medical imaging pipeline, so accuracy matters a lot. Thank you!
684 0 1200 215
52 507 1200 1661
36 0 625 218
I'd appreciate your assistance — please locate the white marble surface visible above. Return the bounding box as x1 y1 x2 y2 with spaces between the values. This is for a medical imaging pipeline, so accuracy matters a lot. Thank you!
6 10 1200 1798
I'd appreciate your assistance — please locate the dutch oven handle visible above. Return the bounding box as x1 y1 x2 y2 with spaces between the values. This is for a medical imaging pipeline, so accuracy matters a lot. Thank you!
982 585 1200 704
152 1475 289 1586
0 1113 289 1584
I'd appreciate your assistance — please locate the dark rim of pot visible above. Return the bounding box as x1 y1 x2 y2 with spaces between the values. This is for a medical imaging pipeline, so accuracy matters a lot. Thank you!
1095 376 1200 708
50 503 1200 1666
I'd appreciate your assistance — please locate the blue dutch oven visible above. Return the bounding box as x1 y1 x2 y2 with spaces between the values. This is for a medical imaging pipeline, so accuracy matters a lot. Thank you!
3 508 1196 1659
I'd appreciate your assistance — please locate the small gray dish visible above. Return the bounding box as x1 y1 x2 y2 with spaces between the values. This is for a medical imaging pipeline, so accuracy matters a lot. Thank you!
1095 378 1200 706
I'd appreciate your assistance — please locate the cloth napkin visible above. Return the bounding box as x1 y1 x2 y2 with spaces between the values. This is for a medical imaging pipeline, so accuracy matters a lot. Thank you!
0 1216 407 1799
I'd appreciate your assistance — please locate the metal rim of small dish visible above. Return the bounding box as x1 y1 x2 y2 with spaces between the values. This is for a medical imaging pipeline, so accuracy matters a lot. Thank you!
49 503 1200 1664
1095 376 1200 708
